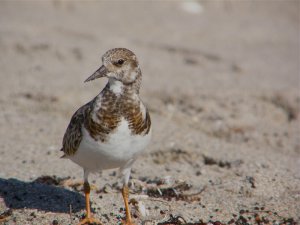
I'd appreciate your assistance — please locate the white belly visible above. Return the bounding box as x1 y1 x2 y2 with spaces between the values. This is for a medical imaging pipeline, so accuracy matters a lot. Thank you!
69 119 151 172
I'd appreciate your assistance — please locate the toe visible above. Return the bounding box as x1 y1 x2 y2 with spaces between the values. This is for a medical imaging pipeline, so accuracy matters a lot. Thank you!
78 217 102 225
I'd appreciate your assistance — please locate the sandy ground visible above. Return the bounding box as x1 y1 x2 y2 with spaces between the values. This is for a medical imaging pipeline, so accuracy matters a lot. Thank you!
0 1 299 224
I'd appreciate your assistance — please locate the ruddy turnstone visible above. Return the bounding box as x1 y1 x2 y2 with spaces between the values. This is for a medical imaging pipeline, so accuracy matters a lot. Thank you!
60 48 151 225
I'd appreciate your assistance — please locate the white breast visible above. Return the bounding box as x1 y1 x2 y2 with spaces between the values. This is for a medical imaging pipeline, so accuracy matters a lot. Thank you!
69 118 151 172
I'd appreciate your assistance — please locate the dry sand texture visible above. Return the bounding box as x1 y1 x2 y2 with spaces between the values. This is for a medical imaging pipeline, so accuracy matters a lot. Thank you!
0 1 299 224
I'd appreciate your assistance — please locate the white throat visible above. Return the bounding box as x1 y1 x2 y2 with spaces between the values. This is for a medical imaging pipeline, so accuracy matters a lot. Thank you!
108 78 123 94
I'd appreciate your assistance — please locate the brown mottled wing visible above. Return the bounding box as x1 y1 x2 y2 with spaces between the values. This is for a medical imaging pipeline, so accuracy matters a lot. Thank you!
61 103 90 156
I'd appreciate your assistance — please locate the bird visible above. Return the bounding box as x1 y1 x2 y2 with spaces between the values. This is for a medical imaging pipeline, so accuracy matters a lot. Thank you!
60 48 152 225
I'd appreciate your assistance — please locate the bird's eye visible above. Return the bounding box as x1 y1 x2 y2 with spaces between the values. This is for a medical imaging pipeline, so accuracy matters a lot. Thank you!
117 59 124 65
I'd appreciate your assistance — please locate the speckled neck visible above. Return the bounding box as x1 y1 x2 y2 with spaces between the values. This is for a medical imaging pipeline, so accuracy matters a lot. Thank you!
106 69 142 96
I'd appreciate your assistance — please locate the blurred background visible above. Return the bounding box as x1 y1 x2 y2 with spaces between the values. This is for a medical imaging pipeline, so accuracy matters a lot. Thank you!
0 1 299 224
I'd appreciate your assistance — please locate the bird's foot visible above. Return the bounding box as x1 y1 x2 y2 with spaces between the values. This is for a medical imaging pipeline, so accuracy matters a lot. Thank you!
122 220 136 225
78 216 102 225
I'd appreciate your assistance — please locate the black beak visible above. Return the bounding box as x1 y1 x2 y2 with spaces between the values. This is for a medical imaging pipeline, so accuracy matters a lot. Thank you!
84 65 107 83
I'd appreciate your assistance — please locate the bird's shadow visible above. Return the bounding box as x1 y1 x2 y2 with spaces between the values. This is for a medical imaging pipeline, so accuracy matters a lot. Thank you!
0 178 85 213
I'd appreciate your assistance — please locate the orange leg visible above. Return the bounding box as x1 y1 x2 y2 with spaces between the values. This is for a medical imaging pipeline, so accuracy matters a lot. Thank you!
78 181 102 225
122 185 135 225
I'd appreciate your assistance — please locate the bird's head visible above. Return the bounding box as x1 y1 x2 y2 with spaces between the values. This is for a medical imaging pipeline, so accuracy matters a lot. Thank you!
85 48 140 85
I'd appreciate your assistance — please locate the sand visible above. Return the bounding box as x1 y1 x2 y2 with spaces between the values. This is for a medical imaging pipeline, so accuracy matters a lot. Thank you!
0 1 299 224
